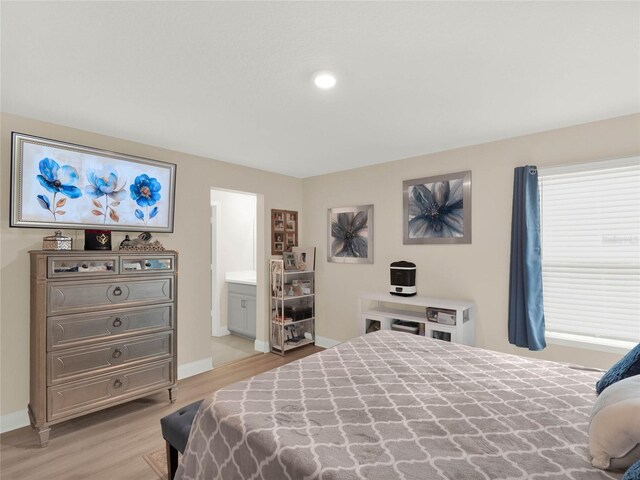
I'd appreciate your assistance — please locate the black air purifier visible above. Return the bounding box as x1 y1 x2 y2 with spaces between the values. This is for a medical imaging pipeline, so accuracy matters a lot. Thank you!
390 261 416 296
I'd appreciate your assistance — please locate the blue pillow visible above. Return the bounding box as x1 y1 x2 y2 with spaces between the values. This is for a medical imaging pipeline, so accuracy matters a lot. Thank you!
623 459 640 480
596 343 640 395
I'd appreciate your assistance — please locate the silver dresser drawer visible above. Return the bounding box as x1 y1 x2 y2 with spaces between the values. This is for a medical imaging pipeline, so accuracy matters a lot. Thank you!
48 331 173 384
120 256 174 274
47 277 174 315
47 359 173 421
48 256 119 279
48 304 173 350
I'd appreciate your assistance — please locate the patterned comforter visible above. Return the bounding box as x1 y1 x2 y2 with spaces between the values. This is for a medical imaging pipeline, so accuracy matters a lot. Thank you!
176 330 623 479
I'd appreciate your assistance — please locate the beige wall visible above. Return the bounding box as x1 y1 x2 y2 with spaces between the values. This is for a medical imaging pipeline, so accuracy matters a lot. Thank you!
0 113 302 418
302 114 640 369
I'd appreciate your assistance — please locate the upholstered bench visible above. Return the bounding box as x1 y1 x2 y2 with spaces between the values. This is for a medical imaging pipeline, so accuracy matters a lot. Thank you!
160 400 203 480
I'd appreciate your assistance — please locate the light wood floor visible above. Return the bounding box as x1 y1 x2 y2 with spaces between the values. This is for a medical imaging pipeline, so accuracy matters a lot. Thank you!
0 345 323 480
211 333 259 368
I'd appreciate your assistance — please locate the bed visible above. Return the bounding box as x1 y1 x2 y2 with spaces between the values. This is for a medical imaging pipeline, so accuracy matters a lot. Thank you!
176 330 623 479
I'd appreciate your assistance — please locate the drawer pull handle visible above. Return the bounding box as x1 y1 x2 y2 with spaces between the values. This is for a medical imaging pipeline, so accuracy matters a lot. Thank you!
145 262 151 267
112 349 122 359
81 264 88 269
113 287 122 296
113 379 123 389
112 318 122 328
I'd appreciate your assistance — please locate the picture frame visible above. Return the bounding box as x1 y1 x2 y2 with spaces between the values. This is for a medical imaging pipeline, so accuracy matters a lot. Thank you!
283 251 298 270
271 209 298 254
10 132 176 232
285 212 297 231
292 246 316 271
286 232 296 248
403 171 471 244
327 204 374 264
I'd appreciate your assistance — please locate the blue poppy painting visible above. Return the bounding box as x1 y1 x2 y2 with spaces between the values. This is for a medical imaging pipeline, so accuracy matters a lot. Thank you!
130 174 162 224
11 133 176 231
403 171 471 244
36 158 82 219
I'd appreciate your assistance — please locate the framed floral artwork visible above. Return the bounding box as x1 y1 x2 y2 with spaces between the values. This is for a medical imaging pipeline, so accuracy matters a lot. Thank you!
403 171 471 244
327 205 373 264
10 132 176 232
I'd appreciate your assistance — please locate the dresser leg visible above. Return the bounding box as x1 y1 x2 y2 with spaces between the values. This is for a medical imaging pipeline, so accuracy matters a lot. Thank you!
37 426 51 447
169 387 177 403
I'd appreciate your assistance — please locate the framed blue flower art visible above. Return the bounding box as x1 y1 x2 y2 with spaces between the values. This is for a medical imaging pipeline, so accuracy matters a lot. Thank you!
10 133 176 232
403 171 471 244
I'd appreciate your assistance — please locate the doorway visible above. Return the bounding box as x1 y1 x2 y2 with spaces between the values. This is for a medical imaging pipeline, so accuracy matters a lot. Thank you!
210 188 263 368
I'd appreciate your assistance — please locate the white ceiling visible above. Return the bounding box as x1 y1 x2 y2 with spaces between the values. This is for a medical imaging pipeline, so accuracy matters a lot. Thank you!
2 1 639 178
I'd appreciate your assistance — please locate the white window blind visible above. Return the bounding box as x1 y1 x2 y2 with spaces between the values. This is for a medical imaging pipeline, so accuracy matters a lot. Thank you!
539 157 640 344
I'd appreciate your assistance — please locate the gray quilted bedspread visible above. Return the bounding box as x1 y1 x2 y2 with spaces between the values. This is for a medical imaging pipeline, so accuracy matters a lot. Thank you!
176 330 623 480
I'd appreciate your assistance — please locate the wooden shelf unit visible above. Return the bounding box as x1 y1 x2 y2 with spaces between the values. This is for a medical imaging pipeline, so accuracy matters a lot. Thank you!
359 292 475 346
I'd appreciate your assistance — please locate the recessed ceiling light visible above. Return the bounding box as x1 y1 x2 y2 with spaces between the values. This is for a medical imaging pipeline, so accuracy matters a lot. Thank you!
312 71 337 89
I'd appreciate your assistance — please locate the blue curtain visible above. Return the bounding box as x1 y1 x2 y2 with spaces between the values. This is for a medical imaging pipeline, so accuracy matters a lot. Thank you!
508 166 546 350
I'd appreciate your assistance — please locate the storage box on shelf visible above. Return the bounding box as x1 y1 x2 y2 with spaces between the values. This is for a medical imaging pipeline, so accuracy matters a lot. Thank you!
29 250 178 447
269 259 315 355
359 292 475 346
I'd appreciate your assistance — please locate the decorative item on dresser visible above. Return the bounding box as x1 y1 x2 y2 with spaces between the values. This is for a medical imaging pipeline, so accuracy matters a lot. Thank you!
84 229 112 250
269 258 315 355
42 230 72 251
29 250 178 447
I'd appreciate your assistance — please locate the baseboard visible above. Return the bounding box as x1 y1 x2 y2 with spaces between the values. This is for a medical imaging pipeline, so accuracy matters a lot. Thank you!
254 339 270 353
177 357 213 380
1 409 30 434
315 335 342 349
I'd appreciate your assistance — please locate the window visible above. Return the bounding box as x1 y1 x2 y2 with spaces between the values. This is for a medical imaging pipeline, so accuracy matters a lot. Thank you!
539 157 640 351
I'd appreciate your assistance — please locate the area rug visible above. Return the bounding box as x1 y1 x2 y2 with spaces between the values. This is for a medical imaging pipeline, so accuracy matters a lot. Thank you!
143 447 178 480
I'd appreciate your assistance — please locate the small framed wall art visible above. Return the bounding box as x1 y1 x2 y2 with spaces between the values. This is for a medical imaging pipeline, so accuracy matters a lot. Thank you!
403 170 471 244
327 204 373 264
271 209 298 254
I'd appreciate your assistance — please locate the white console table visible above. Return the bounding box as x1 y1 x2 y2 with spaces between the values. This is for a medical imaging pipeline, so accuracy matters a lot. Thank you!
359 293 475 346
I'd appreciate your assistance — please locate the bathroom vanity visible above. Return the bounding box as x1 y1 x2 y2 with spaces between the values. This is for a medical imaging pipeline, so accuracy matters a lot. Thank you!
226 272 256 340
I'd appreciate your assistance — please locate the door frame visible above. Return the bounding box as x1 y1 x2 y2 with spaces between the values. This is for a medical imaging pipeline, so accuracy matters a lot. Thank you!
210 188 269 352
210 200 228 337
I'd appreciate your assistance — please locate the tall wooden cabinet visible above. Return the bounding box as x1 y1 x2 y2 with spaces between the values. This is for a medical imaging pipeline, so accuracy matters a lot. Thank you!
29 250 178 447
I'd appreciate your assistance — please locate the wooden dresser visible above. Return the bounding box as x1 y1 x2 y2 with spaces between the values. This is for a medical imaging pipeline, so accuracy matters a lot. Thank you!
29 250 178 447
